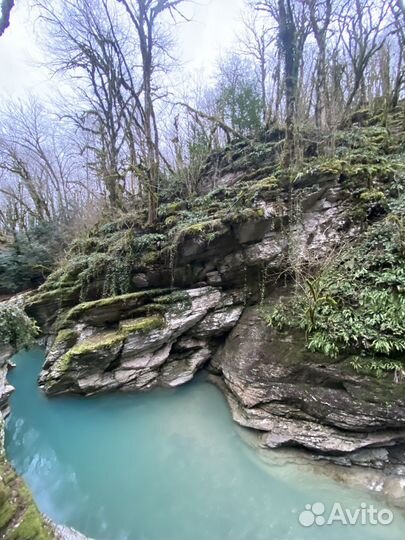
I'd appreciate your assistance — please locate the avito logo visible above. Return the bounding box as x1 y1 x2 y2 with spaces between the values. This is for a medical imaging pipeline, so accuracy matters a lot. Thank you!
298 502 394 527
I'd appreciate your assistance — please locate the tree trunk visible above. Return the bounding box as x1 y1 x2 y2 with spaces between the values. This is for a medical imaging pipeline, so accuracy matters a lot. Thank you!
278 0 299 165
0 0 14 36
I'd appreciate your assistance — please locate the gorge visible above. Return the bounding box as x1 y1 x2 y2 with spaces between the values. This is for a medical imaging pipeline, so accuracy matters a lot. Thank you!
5 348 405 540
1 105 405 539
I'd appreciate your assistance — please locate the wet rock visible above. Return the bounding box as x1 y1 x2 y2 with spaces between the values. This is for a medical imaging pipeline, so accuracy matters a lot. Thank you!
316 448 390 469
159 345 212 387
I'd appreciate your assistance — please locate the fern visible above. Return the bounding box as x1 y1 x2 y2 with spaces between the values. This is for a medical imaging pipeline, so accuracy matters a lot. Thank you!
264 200 405 374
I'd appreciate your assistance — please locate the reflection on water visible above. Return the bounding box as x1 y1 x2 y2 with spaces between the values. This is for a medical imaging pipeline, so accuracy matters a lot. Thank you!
5 348 405 540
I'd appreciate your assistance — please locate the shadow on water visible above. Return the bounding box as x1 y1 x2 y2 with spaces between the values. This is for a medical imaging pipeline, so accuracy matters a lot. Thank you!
5 348 405 540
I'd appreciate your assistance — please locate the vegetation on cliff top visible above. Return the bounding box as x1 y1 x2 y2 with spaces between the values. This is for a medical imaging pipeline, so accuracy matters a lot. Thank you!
25 106 403 306
1 0 404 292
0 0 404 379
0 304 39 350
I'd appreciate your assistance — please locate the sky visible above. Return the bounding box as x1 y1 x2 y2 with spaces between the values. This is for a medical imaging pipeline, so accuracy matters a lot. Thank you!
0 0 246 100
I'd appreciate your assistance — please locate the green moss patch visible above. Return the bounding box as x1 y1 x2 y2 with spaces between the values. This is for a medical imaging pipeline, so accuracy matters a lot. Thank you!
53 314 166 374
30 105 405 329
61 288 172 325
54 329 78 348
0 454 53 540
119 315 164 335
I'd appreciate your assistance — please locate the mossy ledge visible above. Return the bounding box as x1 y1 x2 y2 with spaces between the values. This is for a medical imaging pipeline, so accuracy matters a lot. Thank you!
0 453 54 540
59 288 174 328
52 315 165 377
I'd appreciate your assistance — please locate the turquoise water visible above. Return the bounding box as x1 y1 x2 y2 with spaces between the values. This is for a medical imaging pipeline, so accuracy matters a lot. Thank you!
5 348 405 540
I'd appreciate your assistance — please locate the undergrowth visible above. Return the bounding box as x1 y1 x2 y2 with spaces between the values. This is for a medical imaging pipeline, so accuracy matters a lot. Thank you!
32 110 405 310
0 303 39 349
264 189 405 376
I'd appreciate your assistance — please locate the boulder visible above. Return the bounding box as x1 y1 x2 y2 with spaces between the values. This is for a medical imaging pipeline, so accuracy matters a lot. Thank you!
213 307 405 464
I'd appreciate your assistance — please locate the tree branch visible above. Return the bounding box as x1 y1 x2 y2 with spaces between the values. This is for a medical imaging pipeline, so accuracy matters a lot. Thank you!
0 0 14 36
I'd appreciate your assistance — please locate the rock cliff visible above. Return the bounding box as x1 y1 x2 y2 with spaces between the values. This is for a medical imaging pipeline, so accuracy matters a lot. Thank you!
27 107 405 482
35 175 354 397
212 308 405 473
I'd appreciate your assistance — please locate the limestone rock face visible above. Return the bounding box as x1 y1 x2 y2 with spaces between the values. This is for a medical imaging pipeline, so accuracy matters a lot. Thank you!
213 308 405 467
29 172 405 476
39 287 244 396
27 181 354 331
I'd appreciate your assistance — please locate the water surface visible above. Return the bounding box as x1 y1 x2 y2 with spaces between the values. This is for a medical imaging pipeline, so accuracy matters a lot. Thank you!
5 349 405 540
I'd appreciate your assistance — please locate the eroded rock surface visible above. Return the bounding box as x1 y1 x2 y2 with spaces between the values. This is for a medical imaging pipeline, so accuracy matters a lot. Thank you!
37 180 356 398
27 179 355 329
39 287 244 396
212 308 405 475
30 168 405 481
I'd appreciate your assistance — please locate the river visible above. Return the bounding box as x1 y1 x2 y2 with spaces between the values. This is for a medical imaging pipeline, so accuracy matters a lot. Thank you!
5 348 405 540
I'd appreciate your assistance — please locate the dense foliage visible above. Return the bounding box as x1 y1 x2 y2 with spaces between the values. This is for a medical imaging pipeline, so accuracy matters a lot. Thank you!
0 222 66 293
0 303 39 349
265 191 405 374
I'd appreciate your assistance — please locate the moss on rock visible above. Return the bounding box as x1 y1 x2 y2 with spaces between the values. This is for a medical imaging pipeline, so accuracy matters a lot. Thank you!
28 105 405 332
61 288 172 326
119 315 164 335
54 329 78 348
53 313 168 375
0 448 53 540
64 331 125 359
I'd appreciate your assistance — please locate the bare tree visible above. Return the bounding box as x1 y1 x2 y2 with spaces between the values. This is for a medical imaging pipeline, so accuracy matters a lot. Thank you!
116 0 188 225
395 0 405 22
35 0 145 209
37 0 189 224
339 0 394 117
390 0 405 106
0 99 90 230
240 9 274 124
255 0 311 163
305 0 332 129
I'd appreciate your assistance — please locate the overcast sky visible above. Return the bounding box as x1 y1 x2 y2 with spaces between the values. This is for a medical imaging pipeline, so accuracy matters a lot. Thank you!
0 0 246 100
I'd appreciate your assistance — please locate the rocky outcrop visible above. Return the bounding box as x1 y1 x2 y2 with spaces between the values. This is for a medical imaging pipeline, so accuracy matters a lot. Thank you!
34 170 405 478
27 177 356 331
39 287 244 396
28 118 405 483
212 307 405 474
36 176 358 397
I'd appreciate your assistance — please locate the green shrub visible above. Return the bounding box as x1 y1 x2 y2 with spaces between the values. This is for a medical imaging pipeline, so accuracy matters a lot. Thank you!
0 304 39 349
264 205 405 373
0 222 67 293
